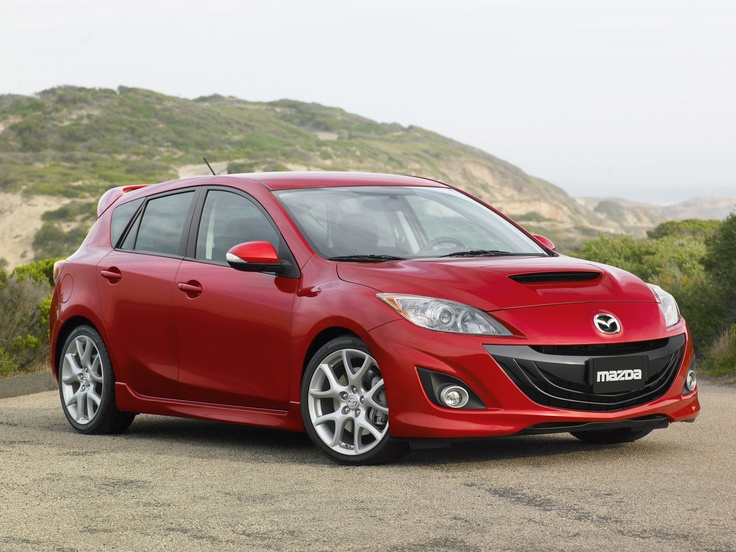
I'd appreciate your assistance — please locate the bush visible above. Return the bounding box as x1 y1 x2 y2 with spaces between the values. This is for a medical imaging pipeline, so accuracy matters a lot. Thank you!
703 213 736 326
647 219 721 240
577 233 707 281
33 221 89 261
0 261 53 377
702 325 736 377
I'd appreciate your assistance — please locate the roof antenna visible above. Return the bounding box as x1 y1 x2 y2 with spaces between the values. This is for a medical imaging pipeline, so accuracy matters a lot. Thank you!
203 157 216 176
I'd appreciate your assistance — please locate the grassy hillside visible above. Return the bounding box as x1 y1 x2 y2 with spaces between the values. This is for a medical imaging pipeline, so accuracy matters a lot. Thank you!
0 85 616 263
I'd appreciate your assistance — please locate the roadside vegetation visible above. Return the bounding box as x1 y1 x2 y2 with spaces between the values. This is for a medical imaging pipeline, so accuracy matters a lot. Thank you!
1 216 734 381
0 259 55 378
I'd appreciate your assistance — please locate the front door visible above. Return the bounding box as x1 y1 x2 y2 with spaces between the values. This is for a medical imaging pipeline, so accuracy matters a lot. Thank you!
173 189 296 409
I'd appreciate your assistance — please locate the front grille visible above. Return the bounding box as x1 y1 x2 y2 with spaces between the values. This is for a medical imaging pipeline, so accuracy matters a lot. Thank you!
531 339 669 357
484 334 685 412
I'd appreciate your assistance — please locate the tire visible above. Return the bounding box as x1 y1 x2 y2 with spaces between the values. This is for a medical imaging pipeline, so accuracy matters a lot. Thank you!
301 336 409 465
58 325 136 435
571 428 653 444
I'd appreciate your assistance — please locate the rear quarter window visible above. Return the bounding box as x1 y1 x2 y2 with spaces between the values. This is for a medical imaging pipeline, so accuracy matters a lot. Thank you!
110 198 144 246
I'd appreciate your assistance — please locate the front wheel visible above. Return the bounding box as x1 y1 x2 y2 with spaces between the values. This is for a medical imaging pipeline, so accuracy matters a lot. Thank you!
58 325 136 435
301 336 408 465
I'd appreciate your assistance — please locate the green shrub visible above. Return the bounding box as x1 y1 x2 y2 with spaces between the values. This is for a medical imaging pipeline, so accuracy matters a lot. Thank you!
577 233 707 280
13 258 59 287
41 201 96 222
702 325 736 377
647 219 721 240
516 212 551 223
0 346 17 377
33 222 89 261
0 263 52 377
228 160 288 173
703 213 736 326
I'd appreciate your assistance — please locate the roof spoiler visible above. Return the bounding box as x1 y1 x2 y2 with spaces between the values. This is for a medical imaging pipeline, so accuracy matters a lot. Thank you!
97 185 148 217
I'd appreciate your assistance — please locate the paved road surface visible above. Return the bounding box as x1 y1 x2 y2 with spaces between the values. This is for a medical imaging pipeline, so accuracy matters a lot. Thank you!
0 381 734 551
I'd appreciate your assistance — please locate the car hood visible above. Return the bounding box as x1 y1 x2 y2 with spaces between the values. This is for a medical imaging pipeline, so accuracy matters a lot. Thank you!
336 255 657 312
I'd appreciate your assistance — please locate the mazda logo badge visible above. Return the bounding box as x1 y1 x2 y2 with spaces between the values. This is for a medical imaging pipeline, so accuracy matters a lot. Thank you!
594 313 621 334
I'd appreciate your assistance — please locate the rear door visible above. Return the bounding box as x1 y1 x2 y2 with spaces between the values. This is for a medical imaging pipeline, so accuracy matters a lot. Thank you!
97 190 196 398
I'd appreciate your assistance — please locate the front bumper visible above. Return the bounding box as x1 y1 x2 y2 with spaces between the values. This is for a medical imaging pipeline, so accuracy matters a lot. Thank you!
365 321 700 440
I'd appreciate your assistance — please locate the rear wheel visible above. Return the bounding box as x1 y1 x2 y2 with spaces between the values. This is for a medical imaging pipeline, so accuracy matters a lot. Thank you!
58 326 135 434
301 336 408 465
571 428 653 444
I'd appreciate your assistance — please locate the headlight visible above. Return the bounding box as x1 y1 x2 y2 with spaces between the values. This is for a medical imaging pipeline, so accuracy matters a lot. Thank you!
377 294 512 336
648 284 681 328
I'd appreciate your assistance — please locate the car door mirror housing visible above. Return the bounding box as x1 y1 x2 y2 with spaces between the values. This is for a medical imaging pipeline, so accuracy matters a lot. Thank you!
227 241 284 273
532 234 556 252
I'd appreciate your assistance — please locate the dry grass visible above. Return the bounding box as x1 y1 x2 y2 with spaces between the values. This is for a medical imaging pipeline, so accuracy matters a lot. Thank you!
704 326 736 378
0 362 50 380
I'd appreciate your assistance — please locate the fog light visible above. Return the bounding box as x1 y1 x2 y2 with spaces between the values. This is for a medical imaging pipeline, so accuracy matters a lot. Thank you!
439 385 470 409
685 370 697 393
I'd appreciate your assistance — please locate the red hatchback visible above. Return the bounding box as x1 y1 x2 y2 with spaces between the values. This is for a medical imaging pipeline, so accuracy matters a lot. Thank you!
50 172 699 464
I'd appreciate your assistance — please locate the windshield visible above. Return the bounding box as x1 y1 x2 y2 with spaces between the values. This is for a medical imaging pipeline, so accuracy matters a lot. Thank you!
275 186 547 260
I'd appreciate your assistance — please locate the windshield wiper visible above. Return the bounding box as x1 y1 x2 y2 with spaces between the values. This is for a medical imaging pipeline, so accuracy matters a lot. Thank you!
440 249 515 258
328 255 406 263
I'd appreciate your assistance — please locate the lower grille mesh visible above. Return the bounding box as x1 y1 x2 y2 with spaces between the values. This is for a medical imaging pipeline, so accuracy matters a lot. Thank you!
484 334 685 412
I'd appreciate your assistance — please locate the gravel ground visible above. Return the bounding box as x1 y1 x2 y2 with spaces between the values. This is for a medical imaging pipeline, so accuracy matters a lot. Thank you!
0 378 734 551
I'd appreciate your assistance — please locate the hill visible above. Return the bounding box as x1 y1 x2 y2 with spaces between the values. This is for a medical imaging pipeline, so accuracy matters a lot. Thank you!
0 85 732 267
577 197 736 236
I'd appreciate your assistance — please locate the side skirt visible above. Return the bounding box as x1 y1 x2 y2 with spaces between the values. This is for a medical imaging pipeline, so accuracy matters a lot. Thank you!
114 382 305 432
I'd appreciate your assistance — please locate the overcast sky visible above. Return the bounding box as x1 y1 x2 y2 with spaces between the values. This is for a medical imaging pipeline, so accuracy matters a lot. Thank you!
1 0 734 204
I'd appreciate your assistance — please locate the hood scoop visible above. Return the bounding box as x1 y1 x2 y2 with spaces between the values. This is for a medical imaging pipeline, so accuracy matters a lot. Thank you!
509 271 602 284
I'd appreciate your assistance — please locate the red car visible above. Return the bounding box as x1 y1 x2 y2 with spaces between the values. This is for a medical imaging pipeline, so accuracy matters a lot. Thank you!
50 172 699 464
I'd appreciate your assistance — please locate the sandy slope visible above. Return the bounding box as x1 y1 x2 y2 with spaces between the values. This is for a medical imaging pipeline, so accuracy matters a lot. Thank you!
0 192 72 270
0 162 225 271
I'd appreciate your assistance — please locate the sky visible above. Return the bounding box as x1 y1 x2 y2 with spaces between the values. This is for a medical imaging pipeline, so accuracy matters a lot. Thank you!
1 0 735 204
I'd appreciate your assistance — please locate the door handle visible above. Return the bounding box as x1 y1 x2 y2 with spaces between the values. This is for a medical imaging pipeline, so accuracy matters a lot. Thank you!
177 281 203 298
100 267 122 283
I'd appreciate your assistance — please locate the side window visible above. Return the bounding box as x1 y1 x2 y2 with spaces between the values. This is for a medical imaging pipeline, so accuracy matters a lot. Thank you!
195 190 280 264
128 191 195 256
111 198 143 247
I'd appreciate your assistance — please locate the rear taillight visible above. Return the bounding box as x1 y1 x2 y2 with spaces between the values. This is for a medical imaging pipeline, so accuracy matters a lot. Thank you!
53 260 67 284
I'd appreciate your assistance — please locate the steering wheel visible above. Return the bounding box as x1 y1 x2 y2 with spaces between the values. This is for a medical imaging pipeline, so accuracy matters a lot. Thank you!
417 237 465 254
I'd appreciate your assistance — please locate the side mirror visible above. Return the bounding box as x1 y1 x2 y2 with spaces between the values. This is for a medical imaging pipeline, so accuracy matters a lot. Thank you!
226 241 283 272
532 234 556 252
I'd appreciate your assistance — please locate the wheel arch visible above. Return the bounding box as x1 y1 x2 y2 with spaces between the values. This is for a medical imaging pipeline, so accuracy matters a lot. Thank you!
52 316 100 377
300 327 359 377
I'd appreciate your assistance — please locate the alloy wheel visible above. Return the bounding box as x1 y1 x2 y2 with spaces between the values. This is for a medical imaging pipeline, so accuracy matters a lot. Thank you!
306 347 389 456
